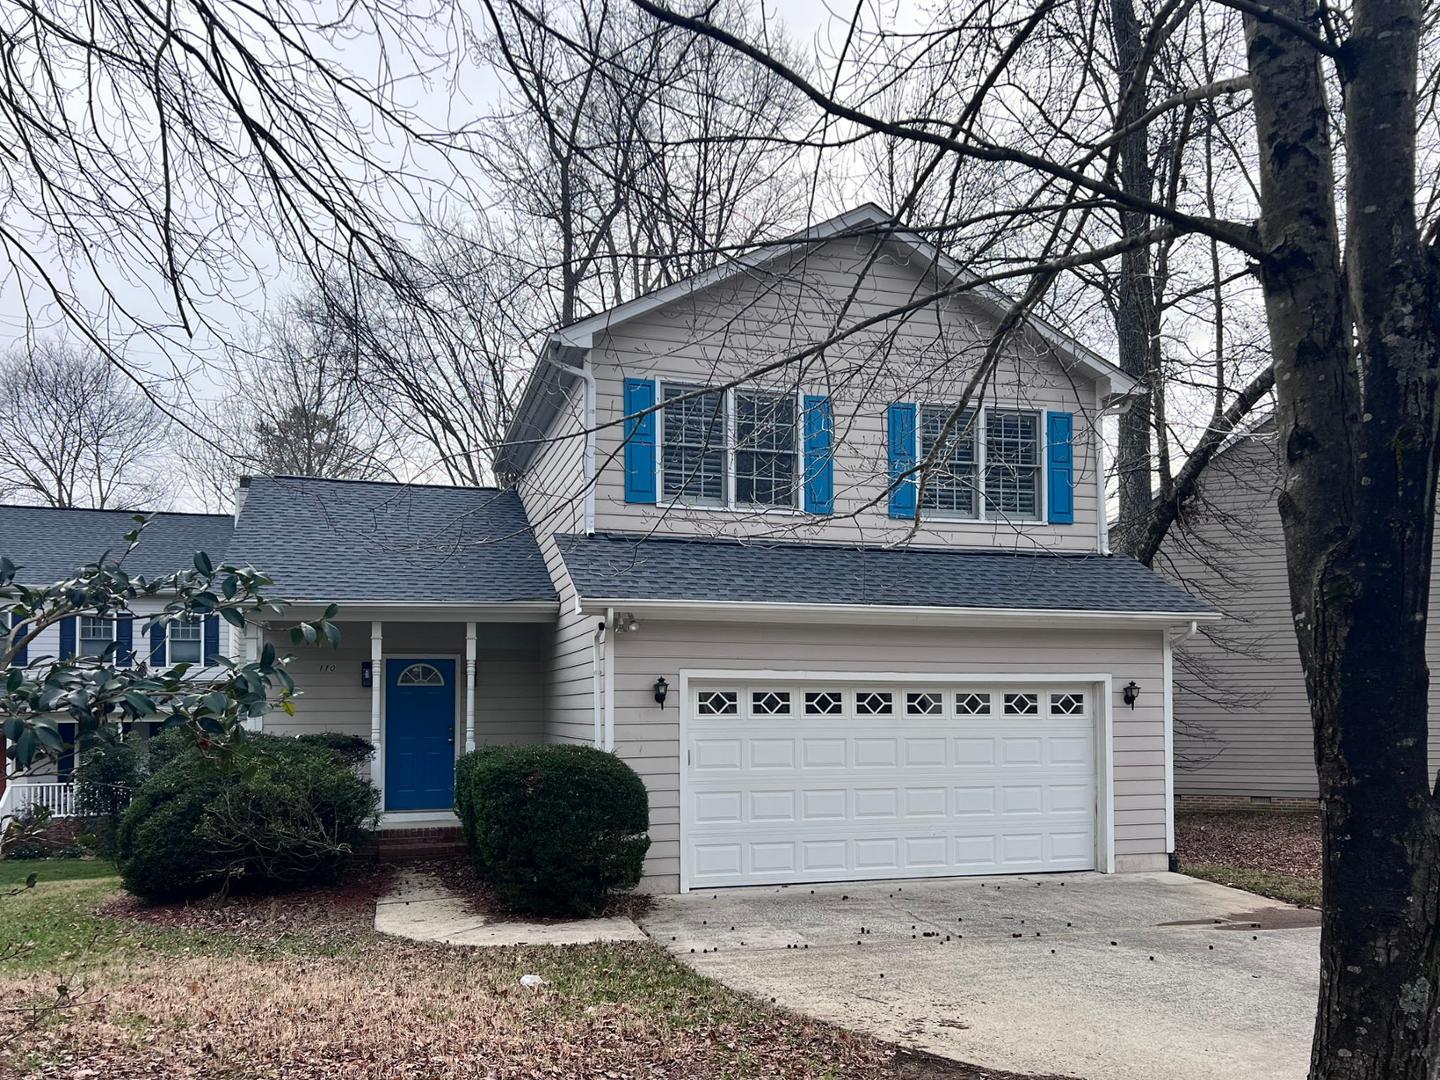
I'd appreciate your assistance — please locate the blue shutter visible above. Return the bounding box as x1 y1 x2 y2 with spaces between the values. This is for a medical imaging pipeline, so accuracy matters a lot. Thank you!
1047 411 1075 525
887 402 918 519
148 622 166 667
58 616 76 660
803 395 834 514
8 614 27 668
203 615 220 665
116 616 134 666
623 378 658 504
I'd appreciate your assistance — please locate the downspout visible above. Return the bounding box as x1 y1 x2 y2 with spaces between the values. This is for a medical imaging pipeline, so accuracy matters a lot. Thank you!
592 619 606 749
604 606 616 751
544 345 596 536
1095 386 1144 556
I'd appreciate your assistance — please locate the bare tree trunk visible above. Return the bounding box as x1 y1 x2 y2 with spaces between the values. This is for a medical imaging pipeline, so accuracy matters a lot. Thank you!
1109 0 1161 556
1246 0 1440 1074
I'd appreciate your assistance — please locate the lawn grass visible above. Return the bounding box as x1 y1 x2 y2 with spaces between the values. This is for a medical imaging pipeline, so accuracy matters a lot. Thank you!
0 860 995 1078
1182 862 1323 908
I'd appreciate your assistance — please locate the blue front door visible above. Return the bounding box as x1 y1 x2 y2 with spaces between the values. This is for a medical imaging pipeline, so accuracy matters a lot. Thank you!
385 658 456 811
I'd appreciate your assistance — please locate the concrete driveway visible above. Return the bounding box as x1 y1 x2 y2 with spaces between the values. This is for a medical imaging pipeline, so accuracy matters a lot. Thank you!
641 873 1319 1080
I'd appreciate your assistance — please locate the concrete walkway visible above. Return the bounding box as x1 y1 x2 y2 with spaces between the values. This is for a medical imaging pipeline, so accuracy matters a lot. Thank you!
642 872 1320 1080
374 870 646 947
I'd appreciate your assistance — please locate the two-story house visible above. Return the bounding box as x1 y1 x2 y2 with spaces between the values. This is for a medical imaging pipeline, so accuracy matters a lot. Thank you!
2 205 1213 893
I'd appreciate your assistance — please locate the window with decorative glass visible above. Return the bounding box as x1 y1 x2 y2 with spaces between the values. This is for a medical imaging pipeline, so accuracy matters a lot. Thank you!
78 616 115 658
168 616 204 665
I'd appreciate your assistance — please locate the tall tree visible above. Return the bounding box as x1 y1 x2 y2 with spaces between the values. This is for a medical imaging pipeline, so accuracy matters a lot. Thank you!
0 339 170 509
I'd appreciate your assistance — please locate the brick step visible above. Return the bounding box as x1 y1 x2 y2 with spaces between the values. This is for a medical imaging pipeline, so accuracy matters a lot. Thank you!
368 826 466 862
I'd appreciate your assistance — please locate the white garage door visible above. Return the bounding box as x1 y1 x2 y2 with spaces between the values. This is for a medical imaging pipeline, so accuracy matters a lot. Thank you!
684 680 1097 888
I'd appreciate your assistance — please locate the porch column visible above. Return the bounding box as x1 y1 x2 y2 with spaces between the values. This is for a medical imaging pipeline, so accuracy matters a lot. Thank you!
464 622 477 753
245 623 264 732
370 621 383 802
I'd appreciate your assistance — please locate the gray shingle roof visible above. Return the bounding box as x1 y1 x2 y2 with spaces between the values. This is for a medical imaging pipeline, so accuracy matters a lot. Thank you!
557 533 1212 614
225 476 556 604
0 505 234 584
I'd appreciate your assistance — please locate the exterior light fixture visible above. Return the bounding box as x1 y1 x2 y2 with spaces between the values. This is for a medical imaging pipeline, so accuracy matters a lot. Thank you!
1123 680 1141 709
653 676 670 709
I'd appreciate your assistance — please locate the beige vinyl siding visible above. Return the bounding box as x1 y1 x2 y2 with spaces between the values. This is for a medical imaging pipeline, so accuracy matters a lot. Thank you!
1162 436 1440 798
510 369 597 745
263 621 546 786
613 619 1167 892
587 237 1102 552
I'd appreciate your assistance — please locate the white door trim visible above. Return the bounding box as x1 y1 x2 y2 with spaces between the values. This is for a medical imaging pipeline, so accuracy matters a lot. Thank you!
677 668 1116 892
380 652 464 819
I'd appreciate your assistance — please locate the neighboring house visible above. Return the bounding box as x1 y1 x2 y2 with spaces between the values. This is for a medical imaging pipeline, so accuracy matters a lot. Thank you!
2 205 1216 893
1158 419 1440 806
0 505 237 815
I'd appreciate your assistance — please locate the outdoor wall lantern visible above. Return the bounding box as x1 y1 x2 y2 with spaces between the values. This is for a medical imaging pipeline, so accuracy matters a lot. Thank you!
1123 680 1141 709
361 661 373 688
653 676 670 709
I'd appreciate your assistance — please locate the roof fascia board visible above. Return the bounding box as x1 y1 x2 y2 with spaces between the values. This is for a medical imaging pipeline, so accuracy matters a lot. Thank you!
280 600 560 623
574 596 1217 629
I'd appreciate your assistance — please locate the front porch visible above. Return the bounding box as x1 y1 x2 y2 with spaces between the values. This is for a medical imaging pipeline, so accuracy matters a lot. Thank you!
257 612 553 828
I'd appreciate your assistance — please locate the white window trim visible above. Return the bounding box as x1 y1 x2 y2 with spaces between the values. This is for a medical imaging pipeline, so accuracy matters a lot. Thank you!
166 616 205 667
914 404 1047 525
656 382 804 513
78 615 118 657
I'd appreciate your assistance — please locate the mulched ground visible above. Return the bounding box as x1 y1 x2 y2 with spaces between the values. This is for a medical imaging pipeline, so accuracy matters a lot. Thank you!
428 855 656 923
96 863 393 945
1175 810 1322 878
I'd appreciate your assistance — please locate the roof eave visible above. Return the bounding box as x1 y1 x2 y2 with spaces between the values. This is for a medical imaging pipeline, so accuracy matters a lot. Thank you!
573 596 1217 629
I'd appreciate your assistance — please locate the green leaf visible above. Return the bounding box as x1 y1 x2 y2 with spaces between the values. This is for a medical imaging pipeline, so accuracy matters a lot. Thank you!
220 607 246 629
322 622 342 649
194 551 214 576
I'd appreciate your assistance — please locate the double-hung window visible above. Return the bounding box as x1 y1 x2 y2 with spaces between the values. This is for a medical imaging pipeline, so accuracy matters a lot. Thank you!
984 410 1041 518
912 406 1042 521
918 405 978 516
659 383 799 509
78 616 116 658
735 390 798 508
168 616 204 665
661 383 727 505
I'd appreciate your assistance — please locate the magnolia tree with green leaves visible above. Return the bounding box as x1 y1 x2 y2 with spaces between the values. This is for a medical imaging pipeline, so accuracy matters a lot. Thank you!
0 518 340 807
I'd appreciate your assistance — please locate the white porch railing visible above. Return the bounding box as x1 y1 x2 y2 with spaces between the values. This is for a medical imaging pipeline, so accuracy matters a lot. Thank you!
6 782 77 820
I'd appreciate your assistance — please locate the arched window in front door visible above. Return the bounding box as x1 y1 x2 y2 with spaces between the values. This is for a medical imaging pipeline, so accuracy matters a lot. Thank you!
396 662 446 687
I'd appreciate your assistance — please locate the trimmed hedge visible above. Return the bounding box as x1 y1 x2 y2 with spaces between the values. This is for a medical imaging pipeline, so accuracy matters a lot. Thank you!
116 733 379 901
454 744 650 916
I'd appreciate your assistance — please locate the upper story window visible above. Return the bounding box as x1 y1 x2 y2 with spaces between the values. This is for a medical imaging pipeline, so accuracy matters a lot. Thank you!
918 406 978 516
659 383 799 510
913 406 1042 522
168 616 204 665
79 616 116 658
985 410 1041 518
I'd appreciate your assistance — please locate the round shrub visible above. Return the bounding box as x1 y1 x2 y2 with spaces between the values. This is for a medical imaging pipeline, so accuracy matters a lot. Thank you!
456 745 650 916
116 733 379 902
74 738 144 858
295 732 375 767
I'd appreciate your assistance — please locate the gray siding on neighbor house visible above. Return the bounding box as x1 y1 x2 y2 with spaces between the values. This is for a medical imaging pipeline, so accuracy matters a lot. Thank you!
612 619 1169 892
262 621 546 786
586 236 1106 552
1160 435 1440 798
509 373 598 746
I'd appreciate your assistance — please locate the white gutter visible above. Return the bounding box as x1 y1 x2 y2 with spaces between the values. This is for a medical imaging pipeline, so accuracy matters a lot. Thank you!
575 597 1219 629
544 346 596 536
